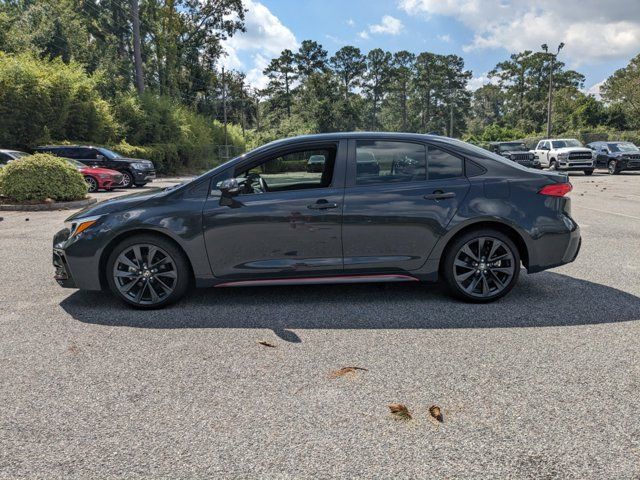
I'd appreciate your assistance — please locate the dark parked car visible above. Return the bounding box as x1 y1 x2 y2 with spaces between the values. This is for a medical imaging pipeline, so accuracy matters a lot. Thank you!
34 145 155 188
587 141 640 174
53 133 580 308
0 149 29 167
306 154 326 172
488 142 541 169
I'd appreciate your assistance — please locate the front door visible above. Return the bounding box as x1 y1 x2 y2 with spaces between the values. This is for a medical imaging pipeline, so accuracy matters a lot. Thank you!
342 139 470 272
202 141 347 280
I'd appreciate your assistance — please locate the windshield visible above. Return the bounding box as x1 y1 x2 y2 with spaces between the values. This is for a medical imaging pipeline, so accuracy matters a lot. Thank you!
608 142 639 153
97 147 122 159
552 139 583 149
9 151 29 159
498 143 527 152
66 158 86 168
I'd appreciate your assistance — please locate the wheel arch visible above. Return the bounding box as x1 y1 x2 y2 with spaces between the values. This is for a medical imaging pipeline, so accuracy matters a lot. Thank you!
435 220 530 273
98 228 195 289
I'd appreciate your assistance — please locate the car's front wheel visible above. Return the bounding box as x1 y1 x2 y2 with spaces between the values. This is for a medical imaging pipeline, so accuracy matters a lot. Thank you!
106 234 190 309
442 229 520 303
584 169 594 176
84 176 98 193
608 160 618 175
549 159 557 170
119 170 133 188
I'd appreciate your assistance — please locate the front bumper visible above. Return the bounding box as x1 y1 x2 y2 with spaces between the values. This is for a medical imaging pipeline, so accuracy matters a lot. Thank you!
132 169 156 183
557 161 594 170
53 248 77 288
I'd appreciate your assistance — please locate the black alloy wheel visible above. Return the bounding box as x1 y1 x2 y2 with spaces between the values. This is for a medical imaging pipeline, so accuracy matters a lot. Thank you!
106 235 190 308
443 229 520 302
85 176 98 193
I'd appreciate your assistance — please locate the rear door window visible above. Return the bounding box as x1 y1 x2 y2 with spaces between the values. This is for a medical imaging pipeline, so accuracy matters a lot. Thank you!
427 146 463 180
354 140 426 185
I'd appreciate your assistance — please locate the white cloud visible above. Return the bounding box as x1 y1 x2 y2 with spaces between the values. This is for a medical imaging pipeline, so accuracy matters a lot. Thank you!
399 0 640 65
585 80 605 99
358 14 404 40
220 0 298 87
437 34 451 43
466 72 499 91
347 19 355 27
369 15 404 35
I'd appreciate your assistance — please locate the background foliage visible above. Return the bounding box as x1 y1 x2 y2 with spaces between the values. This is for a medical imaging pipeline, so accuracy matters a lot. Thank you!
0 0 638 174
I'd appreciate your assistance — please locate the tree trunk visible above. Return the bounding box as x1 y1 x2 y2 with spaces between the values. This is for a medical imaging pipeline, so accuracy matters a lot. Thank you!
131 0 145 94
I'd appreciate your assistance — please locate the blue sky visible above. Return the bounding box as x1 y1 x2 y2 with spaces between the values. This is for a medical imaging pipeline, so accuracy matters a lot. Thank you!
221 0 640 95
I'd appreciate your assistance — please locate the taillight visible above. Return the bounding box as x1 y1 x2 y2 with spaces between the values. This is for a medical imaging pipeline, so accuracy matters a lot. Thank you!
538 182 573 197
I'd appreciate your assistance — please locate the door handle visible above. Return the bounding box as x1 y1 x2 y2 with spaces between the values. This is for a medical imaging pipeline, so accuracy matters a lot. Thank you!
424 191 456 200
307 200 339 210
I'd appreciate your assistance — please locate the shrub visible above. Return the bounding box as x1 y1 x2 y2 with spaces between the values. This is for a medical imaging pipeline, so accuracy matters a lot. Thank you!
0 53 119 149
0 154 87 202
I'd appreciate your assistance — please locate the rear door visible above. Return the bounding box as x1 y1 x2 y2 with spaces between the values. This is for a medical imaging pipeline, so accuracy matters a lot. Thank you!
341 138 470 272
202 140 347 280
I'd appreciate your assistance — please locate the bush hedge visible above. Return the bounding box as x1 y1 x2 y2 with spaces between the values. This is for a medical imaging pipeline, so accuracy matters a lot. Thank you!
0 154 87 202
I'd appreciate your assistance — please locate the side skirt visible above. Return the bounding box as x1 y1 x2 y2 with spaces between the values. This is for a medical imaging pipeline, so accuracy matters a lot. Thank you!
214 274 420 288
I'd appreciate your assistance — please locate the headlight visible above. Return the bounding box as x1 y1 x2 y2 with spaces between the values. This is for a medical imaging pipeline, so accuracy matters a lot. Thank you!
64 215 102 238
558 153 569 159
130 162 147 170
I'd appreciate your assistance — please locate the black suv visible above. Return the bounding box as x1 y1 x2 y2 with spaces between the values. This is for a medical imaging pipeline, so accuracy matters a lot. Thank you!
488 142 541 169
587 141 640 174
34 145 156 188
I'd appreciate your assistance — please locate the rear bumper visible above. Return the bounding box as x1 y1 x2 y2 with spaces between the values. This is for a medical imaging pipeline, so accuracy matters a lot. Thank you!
526 219 581 273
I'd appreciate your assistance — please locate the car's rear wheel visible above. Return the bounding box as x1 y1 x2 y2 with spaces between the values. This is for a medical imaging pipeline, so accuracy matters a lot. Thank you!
608 160 618 175
442 229 520 303
106 235 190 309
84 176 98 193
119 170 133 188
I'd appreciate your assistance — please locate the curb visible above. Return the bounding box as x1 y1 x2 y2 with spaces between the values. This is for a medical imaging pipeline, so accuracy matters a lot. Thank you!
0 197 97 211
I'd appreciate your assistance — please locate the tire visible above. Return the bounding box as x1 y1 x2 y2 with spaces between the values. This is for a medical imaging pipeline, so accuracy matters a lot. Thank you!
548 159 557 171
584 169 594 176
119 170 133 188
442 229 521 303
608 160 618 175
84 176 98 193
106 234 191 309
134 182 148 188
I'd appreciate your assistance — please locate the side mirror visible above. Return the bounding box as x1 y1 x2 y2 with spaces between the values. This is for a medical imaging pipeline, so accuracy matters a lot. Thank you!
218 178 240 196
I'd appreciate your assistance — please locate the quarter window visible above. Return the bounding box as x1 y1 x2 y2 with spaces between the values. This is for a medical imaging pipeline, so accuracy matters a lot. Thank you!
235 146 336 195
355 141 426 185
427 146 463 180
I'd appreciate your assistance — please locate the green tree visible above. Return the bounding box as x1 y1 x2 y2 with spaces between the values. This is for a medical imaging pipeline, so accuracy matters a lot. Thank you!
263 49 298 119
601 54 640 129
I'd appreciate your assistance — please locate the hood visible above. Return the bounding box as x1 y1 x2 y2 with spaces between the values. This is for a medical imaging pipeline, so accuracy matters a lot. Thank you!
554 147 592 154
80 166 122 176
66 187 164 221
612 151 640 157
501 150 532 156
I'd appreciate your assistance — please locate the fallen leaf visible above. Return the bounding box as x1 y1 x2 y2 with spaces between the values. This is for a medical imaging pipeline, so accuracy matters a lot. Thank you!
67 344 79 355
257 340 276 348
389 403 412 419
429 405 444 423
329 366 368 378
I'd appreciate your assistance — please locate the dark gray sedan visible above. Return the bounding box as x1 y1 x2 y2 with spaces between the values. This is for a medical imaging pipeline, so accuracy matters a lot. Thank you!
53 133 581 308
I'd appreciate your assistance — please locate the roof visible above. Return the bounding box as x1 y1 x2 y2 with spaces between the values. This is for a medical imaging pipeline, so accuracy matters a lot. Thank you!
0 149 26 154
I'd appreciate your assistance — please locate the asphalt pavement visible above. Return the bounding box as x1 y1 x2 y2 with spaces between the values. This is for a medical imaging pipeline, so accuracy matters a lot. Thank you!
1 172 639 479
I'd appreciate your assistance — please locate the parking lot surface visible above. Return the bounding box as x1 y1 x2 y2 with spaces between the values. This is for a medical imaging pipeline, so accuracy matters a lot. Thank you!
1 173 640 478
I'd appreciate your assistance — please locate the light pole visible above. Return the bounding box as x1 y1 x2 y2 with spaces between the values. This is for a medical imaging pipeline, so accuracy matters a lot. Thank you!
541 42 564 138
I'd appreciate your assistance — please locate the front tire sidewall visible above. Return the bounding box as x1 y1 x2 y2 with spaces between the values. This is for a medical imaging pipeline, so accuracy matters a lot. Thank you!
549 160 557 171
85 176 98 192
608 160 618 175
442 229 521 303
106 235 190 309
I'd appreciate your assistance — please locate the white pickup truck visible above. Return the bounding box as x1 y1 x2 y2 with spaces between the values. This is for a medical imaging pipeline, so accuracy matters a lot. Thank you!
532 138 594 175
